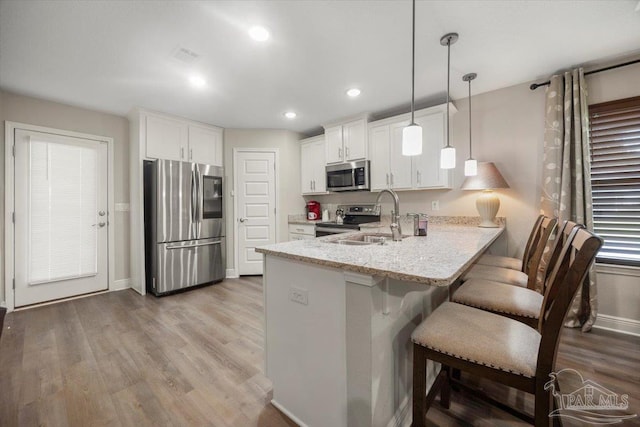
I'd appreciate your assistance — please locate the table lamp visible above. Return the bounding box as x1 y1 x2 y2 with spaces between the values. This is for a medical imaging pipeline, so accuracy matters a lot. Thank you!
460 162 510 228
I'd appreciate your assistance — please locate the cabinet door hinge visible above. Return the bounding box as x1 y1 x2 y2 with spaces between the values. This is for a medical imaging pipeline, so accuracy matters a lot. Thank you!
12 145 16 157
12 212 15 223
13 278 15 290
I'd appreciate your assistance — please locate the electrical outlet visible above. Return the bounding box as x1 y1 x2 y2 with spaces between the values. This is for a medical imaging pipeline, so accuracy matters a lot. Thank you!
431 200 440 211
289 287 308 305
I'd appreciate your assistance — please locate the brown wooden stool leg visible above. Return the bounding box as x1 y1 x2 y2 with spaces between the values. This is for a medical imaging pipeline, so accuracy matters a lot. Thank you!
412 344 428 427
440 365 451 409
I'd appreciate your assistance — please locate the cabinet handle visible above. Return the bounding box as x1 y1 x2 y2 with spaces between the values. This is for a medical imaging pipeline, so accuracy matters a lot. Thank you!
345 146 350 158
390 173 394 186
338 147 343 159
417 170 421 184
181 147 185 159
386 173 389 185
189 148 193 160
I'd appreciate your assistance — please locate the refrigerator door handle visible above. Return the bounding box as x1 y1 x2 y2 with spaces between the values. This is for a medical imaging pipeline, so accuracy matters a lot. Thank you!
166 240 222 250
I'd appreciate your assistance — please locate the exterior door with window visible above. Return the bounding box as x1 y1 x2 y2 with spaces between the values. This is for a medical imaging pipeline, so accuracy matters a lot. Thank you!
14 129 109 307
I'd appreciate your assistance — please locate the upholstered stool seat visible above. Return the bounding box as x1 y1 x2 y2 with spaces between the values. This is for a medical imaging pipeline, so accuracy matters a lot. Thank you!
462 264 528 287
451 279 543 326
475 254 522 271
411 302 540 378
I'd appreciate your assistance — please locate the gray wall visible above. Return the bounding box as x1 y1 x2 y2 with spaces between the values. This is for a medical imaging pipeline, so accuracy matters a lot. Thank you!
310 61 640 326
0 90 130 305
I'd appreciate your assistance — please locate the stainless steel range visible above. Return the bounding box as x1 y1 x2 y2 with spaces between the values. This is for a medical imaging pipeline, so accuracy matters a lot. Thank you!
315 204 381 237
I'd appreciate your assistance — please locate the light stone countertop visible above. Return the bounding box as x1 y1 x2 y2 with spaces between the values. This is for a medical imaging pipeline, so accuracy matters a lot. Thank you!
288 214 322 225
256 223 504 286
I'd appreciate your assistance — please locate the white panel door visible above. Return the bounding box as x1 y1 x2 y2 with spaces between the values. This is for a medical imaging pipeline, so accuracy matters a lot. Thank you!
237 151 276 275
188 125 223 166
14 129 109 307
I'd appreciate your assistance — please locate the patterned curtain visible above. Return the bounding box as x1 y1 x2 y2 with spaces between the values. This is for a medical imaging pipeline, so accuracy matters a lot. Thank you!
540 68 597 332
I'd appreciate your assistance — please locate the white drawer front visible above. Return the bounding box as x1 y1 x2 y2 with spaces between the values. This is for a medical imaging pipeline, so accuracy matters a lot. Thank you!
288 224 315 236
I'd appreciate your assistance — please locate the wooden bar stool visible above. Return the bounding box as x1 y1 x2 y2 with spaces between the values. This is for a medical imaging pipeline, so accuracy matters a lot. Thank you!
477 214 545 271
452 221 579 328
462 216 557 289
411 227 603 427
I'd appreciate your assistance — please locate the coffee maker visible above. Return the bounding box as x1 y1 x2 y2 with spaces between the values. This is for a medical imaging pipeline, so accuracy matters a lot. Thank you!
306 200 321 220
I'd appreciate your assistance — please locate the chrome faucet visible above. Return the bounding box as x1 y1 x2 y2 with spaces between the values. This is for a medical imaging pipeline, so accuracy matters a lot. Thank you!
375 189 402 241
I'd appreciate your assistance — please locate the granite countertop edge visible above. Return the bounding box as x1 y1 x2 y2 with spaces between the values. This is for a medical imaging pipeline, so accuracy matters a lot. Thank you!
257 223 505 286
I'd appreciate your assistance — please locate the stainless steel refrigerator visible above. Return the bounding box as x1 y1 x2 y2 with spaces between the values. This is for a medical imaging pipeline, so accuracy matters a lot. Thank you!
144 160 225 296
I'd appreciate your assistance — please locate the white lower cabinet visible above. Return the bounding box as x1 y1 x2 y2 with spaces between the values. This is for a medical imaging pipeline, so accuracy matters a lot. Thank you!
288 223 316 241
369 104 454 192
300 135 327 195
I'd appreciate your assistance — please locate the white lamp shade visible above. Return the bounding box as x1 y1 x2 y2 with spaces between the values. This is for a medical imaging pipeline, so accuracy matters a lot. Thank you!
440 146 456 169
402 124 423 156
464 159 478 176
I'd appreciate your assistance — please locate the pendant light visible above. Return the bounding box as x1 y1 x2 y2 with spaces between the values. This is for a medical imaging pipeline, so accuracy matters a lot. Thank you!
463 72 478 176
402 0 422 156
439 32 458 169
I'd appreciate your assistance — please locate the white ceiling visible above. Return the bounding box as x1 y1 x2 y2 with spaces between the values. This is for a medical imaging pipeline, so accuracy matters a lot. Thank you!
1 1 639 135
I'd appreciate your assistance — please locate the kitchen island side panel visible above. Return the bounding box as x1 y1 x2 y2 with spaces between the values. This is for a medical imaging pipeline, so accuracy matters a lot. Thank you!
264 255 348 427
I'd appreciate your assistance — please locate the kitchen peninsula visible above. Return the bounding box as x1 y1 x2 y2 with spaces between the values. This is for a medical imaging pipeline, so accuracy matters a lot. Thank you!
256 218 504 427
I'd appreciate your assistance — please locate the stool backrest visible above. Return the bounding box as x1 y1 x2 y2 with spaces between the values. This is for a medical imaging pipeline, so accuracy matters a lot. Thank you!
535 227 603 376
521 215 545 273
524 216 557 289
536 220 581 292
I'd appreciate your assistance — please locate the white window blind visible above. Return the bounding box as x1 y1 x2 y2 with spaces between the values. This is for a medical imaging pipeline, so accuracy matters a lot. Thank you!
589 96 640 266
28 139 98 284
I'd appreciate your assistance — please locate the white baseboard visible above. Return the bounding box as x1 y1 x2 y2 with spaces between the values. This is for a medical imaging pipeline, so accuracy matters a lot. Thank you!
113 278 131 291
593 314 640 337
226 269 239 279
271 400 309 427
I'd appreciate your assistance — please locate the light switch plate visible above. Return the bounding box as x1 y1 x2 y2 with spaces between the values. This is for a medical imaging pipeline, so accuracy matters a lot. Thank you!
431 200 440 211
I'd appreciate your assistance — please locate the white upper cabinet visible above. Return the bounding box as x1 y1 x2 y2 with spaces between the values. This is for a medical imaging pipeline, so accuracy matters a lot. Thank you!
413 112 451 189
143 111 223 166
324 117 368 164
189 125 223 166
300 135 327 195
145 114 188 161
389 120 413 190
369 119 412 191
368 104 455 192
369 124 390 191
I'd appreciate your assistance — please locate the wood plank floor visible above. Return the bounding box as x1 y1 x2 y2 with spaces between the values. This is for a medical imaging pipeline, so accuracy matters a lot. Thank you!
1 277 638 426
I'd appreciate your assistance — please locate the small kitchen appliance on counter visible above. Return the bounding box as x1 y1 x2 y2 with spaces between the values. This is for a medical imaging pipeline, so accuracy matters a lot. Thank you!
306 200 321 220
315 204 380 237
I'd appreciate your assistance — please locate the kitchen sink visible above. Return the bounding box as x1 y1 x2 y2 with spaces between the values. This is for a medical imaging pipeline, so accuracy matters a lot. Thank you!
329 233 392 246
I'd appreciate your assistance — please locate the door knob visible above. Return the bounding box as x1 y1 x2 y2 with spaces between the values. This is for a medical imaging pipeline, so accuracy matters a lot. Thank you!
98 210 106 216
92 222 106 227
239 217 248 223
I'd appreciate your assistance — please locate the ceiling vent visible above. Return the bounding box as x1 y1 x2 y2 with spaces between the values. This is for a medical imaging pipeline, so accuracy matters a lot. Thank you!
172 46 200 64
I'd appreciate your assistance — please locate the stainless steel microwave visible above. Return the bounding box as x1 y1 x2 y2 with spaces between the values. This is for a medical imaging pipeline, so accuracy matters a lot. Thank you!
326 160 370 192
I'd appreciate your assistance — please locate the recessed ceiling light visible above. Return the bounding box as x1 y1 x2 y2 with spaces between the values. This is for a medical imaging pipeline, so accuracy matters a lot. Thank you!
346 88 361 97
284 111 297 119
249 26 270 42
189 74 206 88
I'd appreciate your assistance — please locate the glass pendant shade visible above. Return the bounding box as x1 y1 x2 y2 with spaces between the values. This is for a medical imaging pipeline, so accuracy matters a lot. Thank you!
464 158 478 176
402 124 423 156
440 146 456 169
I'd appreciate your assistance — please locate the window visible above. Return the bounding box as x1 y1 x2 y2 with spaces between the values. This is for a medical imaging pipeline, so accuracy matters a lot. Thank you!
589 96 640 266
